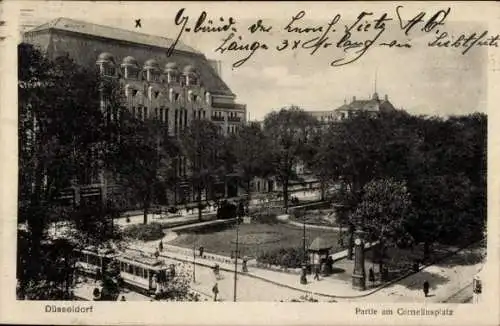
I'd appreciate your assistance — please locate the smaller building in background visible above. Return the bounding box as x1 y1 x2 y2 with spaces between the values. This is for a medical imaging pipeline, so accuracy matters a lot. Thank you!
334 93 396 120
306 92 397 123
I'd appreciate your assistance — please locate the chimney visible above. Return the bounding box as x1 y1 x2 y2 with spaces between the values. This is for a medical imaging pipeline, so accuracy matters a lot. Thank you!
384 94 388 101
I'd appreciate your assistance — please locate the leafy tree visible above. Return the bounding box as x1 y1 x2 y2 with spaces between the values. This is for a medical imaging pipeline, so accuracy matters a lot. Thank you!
17 43 109 299
352 178 415 271
227 122 272 205
180 119 225 221
100 260 122 301
403 114 487 256
109 111 178 224
263 107 318 213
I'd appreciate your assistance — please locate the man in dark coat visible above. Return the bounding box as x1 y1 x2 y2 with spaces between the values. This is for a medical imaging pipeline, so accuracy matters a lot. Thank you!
212 283 219 301
423 280 430 297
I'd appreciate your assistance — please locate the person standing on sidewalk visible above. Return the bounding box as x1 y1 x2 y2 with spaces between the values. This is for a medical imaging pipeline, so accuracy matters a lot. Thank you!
159 240 163 252
212 283 219 301
423 280 430 297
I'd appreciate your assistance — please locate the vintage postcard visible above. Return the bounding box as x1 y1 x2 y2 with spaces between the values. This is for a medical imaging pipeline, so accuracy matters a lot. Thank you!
0 1 499 325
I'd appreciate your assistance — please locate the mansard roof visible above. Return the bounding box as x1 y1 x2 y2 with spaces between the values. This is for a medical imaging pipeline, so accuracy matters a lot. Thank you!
24 18 235 96
28 17 201 54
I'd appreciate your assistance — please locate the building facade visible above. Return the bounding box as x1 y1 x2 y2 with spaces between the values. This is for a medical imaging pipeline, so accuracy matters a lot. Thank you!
23 17 247 208
306 92 397 123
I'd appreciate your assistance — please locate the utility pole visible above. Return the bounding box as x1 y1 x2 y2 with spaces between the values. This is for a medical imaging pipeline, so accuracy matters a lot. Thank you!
192 240 196 283
233 213 239 302
303 210 307 263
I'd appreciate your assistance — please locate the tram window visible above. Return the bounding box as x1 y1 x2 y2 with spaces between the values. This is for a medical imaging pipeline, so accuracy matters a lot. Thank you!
128 264 133 274
88 254 100 266
143 269 148 279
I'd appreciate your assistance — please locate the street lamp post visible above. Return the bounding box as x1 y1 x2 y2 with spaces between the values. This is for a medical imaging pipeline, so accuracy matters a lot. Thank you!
352 229 366 291
303 212 307 262
233 213 240 302
192 240 196 283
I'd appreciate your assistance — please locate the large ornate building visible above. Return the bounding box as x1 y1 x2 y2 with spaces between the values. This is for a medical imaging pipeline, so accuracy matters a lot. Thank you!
23 17 247 207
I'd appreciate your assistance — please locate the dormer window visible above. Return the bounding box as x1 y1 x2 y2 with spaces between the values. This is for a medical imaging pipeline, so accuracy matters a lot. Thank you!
97 52 116 77
127 67 139 79
121 56 139 79
103 66 115 76
183 65 198 86
144 59 160 83
179 75 186 87
189 75 198 86
149 71 160 82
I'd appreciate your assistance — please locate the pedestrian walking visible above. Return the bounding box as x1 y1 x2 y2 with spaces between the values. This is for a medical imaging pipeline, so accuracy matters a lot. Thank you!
368 267 375 287
120 295 126 301
423 280 430 297
95 268 102 284
159 240 163 252
314 265 320 281
154 248 160 259
213 264 220 279
212 283 219 301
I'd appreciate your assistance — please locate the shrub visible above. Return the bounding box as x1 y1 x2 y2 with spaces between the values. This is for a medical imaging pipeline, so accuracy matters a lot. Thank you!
252 213 279 224
167 206 178 214
123 223 164 241
257 247 305 268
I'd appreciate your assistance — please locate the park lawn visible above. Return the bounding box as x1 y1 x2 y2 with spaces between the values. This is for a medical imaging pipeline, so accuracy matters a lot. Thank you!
167 222 342 259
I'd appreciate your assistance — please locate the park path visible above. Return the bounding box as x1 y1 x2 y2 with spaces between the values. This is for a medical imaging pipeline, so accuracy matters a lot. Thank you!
349 245 485 303
127 237 485 302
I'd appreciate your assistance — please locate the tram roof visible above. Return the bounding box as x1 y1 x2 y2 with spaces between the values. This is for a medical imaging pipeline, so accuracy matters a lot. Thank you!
117 252 168 270
76 246 118 257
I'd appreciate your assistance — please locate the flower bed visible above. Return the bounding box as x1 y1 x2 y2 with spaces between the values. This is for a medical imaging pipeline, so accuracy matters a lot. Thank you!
289 209 338 227
256 247 305 269
123 223 164 241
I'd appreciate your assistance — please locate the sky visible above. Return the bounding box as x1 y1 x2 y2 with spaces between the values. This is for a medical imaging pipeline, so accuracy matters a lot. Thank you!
13 1 492 120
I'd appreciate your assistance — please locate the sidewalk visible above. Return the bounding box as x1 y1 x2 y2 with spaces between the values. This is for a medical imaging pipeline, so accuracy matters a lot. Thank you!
114 211 216 228
351 246 485 303
127 241 374 299
127 239 485 301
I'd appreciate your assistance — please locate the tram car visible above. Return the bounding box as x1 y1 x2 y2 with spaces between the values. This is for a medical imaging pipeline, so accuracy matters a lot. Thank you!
74 246 118 278
116 250 174 295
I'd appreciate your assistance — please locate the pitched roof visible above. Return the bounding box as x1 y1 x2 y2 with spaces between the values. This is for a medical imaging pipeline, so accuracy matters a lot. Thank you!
336 94 396 113
28 17 201 54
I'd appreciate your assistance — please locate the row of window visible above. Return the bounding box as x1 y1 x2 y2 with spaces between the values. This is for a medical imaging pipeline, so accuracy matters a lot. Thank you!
120 261 149 279
126 87 211 105
99 64 199 87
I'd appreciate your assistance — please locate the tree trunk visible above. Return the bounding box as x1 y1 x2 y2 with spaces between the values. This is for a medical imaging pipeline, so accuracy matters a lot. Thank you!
283 178 289 214
423 241 430 261
377 243 384 275
320 179 326 201
143 194 150 225
246 179 251 214
198 185 203 222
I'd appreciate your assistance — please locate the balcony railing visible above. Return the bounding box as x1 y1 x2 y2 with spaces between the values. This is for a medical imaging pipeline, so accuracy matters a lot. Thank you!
227 116 241 122
211 116 225 122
